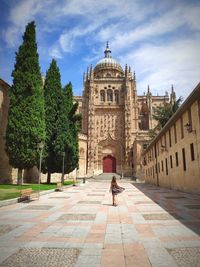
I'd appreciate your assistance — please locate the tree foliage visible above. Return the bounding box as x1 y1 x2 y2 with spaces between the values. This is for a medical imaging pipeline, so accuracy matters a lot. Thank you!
5 21 45 183
43 59 63 182
63 83 82 174
149 97 182 139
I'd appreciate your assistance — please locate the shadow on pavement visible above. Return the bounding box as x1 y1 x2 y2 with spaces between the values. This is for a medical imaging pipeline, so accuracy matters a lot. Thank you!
132 183 200 236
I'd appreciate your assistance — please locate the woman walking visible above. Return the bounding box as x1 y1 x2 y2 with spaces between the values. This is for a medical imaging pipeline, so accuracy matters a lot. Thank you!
110 176 125 206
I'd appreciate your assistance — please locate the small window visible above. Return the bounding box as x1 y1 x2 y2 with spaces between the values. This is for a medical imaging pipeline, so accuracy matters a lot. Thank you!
165 158 168 175
182 148 186 171
190 143 195 161
169 129 172 147
107 89 113 101
180 117 184 139
174 124 177 144
114 90 119 103
175 152 178 166
161 160 164 172
170 155 173 168
100 90 105 102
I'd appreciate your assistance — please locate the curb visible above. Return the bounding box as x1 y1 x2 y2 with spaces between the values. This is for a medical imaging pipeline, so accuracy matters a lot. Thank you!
0 184 75 208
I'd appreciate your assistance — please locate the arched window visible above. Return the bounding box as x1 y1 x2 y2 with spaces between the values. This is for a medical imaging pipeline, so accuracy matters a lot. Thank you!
114 90 119 103
107 89 113 102
100 90 105 102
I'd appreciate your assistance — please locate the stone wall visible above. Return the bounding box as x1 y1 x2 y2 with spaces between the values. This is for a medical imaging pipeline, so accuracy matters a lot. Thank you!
0 79 12 183
143 83 200 194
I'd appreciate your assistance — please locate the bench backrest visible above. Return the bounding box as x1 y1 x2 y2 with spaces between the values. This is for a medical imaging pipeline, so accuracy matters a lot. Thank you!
57 183 62 188
21 188 33 196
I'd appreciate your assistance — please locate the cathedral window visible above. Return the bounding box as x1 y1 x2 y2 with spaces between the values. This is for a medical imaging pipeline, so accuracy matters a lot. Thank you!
100 90 105 102
107 89 113 101
114 90 119 103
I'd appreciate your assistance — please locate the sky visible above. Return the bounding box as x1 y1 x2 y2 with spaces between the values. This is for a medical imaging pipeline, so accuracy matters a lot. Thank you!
0 0 200 99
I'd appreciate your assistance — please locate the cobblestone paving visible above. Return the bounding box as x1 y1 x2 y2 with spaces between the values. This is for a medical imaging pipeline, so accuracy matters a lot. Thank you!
22 205 53 210
165 196 186 199
58 213 96 221
168 247 200 267
0 225 20 236
184 204 200 209
78 201 101 204
142 213 183 220
0 179 200 267
0 248 80 267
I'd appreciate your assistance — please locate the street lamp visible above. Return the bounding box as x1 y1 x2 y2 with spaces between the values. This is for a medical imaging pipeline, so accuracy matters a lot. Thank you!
61 152 65 185
37 141 44 199
120 143 124 179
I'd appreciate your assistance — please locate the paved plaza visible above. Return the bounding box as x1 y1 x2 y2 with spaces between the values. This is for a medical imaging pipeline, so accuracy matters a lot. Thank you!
0 177 200 267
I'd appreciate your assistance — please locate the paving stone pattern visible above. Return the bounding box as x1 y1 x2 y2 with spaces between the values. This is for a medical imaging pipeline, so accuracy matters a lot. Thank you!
143 213 183 220
58 213 96 221
0 248 80 267
0 179 200 267
0 225 20 236
168 247 200 267
22 205 53 210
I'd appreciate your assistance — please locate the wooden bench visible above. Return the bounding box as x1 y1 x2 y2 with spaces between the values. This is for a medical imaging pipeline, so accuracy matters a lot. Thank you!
55 182 63 191
20 188 34 201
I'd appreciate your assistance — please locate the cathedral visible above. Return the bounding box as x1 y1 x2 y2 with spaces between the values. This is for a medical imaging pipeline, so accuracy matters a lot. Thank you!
75 43 176 178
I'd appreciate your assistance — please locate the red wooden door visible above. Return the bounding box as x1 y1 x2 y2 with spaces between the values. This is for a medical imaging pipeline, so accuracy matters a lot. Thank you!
103 155 116 173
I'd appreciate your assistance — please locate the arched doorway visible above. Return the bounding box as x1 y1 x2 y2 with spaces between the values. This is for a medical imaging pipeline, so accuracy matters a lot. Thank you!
103 155 116 173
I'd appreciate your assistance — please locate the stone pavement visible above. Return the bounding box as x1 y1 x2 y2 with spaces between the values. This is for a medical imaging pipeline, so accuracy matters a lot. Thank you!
0 179 200 267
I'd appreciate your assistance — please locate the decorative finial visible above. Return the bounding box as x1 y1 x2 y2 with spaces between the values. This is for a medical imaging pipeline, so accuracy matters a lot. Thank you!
104 42 111 58
171 84 174 92
106 41 109 48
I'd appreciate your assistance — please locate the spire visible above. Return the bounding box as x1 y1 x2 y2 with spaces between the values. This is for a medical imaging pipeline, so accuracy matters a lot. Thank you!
83 72 86 82
89 64 93 80
170 84 176 105
147 85 152 98
125 64 128 77
104 41 112 58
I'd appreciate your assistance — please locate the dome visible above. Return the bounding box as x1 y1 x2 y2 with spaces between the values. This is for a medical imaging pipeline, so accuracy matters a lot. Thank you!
94 42 123 74
95 57 122 69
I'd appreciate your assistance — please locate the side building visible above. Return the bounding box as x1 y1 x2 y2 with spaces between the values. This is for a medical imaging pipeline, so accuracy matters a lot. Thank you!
143 83 200 194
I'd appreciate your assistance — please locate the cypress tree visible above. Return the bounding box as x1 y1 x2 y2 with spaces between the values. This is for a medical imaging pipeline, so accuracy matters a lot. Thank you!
64 82 81 174
43 59 62 183
5 21 45 184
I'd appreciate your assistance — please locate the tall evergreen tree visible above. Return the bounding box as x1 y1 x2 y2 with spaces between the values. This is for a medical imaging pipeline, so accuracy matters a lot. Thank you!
5 21 45 184
64 82 82 174
149 97 182 139
43 59 63 183
54 82 81 182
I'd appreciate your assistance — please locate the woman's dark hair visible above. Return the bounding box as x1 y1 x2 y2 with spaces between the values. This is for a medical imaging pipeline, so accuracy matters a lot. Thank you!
111 176 116 183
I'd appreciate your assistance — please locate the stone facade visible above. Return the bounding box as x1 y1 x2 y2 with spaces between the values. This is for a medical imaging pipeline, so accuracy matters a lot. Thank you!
0 44 175 183
0 79 13 183
143 83 200 193
75 44 174 178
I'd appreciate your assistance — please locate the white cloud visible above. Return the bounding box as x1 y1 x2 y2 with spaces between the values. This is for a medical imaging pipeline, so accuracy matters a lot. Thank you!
49 46 62 59
119 35 200 98
2 26 19 47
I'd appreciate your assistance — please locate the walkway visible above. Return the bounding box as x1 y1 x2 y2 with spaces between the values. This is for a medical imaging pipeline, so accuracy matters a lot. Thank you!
0 179 200 267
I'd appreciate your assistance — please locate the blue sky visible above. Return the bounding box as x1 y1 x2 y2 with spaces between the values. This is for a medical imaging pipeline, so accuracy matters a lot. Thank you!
0 0 200 99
